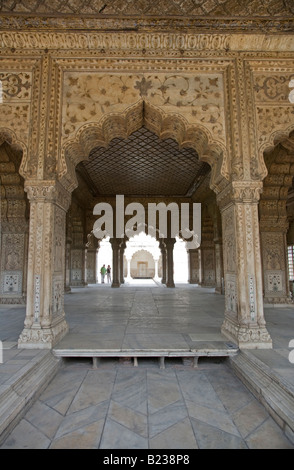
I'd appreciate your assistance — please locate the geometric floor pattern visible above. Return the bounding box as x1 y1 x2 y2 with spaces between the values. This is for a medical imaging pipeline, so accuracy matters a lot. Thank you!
1 281 293 449
1 356 293 449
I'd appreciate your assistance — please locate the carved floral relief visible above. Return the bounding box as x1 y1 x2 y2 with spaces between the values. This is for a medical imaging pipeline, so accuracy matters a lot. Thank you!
251 71 294 148
62 72 225 144
0 72 32 144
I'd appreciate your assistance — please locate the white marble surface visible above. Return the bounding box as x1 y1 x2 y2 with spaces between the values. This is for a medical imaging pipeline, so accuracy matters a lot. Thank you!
0 282 293 449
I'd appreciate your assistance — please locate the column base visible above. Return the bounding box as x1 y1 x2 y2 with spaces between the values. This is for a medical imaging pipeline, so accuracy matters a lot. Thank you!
0 295 26 304
69 281 88 287
263 296 293 307
214 286 223 294
166 282 175 288
18 315 69 349
221 317 272 349
111 282 120 288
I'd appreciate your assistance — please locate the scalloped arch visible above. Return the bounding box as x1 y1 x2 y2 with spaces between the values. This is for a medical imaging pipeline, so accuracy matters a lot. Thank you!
60 100 227 192
0 127 28 177
259 125 294 178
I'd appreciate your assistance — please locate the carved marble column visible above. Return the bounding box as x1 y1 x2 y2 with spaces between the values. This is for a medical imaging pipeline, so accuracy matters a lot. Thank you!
165 238 175 288
70 217 87 287
64 235 72 293
18 181 70 349
260 218 292 305
86 233 99 284
259 175 293 305
110 238 122 288
159 240 167 285
0 152 29 304
217 181 272 349
213 209 224 294
188 249 200 284
120 240 126 284
200 215 216 287
214 238 224 294
64 211 72 293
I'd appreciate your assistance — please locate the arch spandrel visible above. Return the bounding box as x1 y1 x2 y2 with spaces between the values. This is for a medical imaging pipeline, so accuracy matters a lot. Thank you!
61 99 230 195
61 72 226 145
249 65 294 181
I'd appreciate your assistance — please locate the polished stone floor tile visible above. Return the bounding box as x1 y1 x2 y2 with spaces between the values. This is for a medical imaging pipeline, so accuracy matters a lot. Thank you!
245 417 294 449
1 283 293 449
149 417 198 449
190 419 248 449
1 419 51 449
50 420 104 449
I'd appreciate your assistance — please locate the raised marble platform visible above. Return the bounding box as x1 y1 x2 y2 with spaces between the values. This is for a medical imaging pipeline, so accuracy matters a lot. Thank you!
53 337 238 368
53 280 239 367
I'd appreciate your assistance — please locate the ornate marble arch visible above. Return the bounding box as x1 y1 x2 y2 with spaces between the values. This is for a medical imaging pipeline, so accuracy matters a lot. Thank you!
0 128 27 169
60 99 228 194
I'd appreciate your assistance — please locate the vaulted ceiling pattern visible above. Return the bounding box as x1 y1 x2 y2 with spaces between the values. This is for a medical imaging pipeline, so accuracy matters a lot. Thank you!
77 127 210 197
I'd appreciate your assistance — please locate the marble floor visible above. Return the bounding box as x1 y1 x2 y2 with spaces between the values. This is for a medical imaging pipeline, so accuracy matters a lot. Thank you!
0 280 293 449
53 279 238 362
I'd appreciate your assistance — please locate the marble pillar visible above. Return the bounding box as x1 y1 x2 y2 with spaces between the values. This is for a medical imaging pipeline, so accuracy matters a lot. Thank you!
64 236 72 292
160 240 167 285
165 238 175 288
218 182 272 349
188 249 200 284
18 181 70 349
110 238 122 287
86 233 99 284
120 240 126 284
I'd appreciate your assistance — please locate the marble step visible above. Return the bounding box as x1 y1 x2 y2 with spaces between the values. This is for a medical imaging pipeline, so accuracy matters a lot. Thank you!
0 351 60 445
53 342 239 368
230 350 294 445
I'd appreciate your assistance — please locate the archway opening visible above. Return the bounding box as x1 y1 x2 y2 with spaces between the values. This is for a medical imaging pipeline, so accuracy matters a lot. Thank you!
96 233 189 285
65 100 222 294
0 140 29 304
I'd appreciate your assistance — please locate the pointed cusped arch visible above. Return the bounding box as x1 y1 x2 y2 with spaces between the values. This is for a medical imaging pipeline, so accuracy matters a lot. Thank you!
258 126 294 180
0 127 28 177
60 100 228 193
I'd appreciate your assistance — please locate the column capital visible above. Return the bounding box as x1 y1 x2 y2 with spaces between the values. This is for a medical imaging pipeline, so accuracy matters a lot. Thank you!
217 181 263 211
86 232 100 249
110 237 123 249
164 237 176 247
24 180 71 211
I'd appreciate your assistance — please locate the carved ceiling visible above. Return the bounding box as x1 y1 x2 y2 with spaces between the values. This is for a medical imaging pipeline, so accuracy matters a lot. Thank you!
1 0 293 17
77 126 211 197
1 0 293 34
